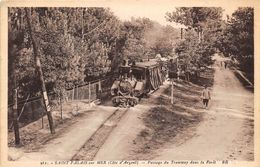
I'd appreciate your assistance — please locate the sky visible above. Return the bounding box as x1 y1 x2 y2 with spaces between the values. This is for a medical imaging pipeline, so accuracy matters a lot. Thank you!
108 2 239 28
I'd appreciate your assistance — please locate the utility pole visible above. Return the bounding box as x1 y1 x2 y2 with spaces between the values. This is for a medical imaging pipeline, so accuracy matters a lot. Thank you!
171 79 174 104
198 31 201 43
181 28 183 40
25 8 55 134
198 26 203 43
168 57 175 105
10 10 21 145
81 8 84 41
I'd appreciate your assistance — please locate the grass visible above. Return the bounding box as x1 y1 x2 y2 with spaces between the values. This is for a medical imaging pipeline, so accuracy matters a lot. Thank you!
131 67 215 160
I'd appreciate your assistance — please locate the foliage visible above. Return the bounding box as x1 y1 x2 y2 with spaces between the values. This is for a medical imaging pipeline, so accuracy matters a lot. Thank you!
166 7 223 30
8 7 180 102
122 18 179 61
218 7 254 74
146 24 180 57
121 18 153 61
8 7 120 101
166 7 223 73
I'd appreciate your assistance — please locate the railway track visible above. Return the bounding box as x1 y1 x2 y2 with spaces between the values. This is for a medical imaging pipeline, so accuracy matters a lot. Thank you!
71 107 129 160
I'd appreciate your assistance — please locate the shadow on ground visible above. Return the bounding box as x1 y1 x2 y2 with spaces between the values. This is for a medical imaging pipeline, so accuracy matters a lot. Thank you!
129 67 215 160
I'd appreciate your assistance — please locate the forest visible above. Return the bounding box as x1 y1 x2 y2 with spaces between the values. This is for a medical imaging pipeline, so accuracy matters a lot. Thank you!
8 7 254 103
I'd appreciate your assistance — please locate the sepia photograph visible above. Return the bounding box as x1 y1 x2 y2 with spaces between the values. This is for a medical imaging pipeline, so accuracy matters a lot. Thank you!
1 0 259 166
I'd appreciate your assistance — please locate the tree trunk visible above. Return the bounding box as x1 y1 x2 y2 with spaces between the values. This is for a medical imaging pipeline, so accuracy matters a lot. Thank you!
25 8 55 134
12 61 20 145
181 28 183 39
198 31 201 43
171 80 174 104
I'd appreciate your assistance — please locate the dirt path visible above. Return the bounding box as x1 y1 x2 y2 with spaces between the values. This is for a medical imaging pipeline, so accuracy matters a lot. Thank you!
156 61 254 160
12 106 119 161
72 108 129 160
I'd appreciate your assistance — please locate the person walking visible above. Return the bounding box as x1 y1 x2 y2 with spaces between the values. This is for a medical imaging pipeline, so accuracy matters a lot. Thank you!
201 85 211 109
224 61 227 69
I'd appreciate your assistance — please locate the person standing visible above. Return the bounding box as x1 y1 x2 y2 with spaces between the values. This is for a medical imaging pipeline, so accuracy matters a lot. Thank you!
201 85 211 109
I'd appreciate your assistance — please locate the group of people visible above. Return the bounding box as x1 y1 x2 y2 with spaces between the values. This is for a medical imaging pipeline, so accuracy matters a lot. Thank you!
220 61 228 69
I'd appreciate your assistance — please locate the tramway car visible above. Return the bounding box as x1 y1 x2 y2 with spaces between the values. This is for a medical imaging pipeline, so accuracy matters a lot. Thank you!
111 60 165 107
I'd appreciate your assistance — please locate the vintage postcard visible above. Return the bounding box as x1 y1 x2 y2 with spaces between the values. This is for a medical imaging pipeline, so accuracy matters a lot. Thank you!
0 0 259 167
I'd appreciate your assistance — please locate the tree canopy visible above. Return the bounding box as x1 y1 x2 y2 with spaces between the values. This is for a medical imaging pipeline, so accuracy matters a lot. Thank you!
218 7 254 75
166 7 223 31
8 7 254 103
166 7 224 73
8 7 180 102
